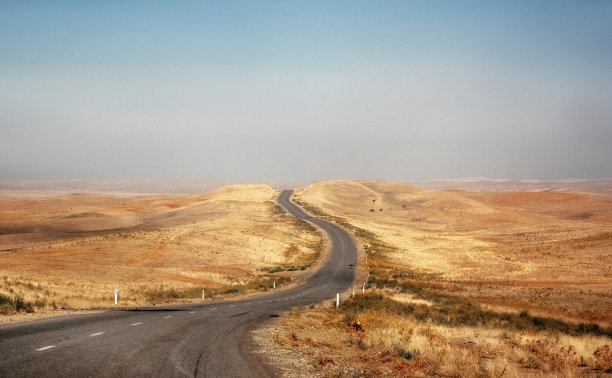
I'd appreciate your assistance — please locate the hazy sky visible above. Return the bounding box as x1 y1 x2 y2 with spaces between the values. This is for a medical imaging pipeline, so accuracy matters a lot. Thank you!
1 1 611 181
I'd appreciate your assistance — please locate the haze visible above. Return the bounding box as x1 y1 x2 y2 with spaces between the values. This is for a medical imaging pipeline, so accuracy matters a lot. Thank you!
1 1 611 181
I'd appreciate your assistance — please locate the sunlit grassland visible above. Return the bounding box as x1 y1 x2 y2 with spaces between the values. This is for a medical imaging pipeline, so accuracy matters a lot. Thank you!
280 198 612 376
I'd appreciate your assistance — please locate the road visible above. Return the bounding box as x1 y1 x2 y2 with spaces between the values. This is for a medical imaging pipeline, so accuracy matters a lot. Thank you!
0 190 358 377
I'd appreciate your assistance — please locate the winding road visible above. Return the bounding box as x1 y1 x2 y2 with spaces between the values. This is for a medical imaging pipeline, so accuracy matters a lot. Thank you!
0 190 358 377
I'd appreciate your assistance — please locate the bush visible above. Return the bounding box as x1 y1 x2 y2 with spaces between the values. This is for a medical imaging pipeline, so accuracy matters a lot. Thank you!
0 293 37 314
338 292 612 338
144 276 293 302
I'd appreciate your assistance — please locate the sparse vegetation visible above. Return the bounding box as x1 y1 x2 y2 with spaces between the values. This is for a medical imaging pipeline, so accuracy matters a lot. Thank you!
0 185 324 320
340 293 612 338
260 181 612 376
264 302 612 377
142 277 293 302
0 294 37 314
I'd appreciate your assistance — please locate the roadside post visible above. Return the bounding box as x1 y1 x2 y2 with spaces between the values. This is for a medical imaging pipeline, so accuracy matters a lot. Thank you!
202 289 205 300
336 293 340 308
273 281 276 289
114 288 118 305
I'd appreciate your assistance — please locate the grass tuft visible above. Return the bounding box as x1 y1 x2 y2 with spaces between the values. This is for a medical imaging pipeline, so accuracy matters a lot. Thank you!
143 276 293 302
0 293 39 314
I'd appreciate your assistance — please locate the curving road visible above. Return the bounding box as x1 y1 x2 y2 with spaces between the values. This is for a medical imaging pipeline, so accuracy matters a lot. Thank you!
0 190 358 377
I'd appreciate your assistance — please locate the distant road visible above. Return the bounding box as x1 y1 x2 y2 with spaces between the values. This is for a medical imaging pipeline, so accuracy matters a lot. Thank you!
0 190 358 377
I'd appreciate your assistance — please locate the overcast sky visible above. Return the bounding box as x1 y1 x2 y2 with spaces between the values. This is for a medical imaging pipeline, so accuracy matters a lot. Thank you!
1 1 611 182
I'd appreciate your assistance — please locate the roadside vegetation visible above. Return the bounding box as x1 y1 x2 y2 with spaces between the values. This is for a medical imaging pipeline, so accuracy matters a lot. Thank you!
141 276 294 302
261 216 325 274
0 190 325 319
0 276 53 315
0 274 297 315
0 293 43 315
268 198 612 377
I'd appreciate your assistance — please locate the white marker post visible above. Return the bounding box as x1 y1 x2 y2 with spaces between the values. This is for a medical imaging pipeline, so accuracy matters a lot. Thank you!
336 293 340 308
202 289 205 300
362 284 365 294
273 281 276 289
114 288 118 305
352 290 355 298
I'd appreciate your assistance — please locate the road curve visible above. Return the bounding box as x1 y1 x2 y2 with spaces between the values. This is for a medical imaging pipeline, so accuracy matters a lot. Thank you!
0 190 358 377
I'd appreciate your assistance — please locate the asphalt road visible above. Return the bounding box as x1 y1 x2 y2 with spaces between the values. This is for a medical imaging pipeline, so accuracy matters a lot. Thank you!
0 190 358 377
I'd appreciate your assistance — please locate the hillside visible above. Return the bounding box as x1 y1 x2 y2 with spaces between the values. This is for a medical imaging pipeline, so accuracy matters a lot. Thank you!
0 184 322 319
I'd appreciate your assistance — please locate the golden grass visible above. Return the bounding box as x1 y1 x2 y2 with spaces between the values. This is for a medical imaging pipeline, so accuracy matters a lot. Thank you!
295 180 612 324
255 179 612 377
265 303 611 377
0 184 323 317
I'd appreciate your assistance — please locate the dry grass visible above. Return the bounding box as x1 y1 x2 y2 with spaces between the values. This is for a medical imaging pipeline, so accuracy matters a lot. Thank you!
256 179 612 377
295 180 612 324
0 184 323 318
265 302 611 377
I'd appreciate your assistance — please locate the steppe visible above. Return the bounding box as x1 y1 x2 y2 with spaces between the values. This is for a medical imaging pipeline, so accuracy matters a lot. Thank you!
3 178 611 375
0 184 322 320
297 180 612 324
258 179 612 377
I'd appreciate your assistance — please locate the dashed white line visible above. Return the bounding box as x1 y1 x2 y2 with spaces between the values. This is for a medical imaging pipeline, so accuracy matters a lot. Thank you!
229 304 236 307
90 332 104 337
189 311 196 314
36 345 55 351
210 308 217 311
131 322 142 326
163 315 173 319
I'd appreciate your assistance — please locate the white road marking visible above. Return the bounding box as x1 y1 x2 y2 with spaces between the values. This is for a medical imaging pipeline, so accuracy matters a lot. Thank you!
163 315 173 319
90 332 104 337
210 308 217 311
189 311 196 314
36 345 55 351
229 304 235 307
131 322 142 326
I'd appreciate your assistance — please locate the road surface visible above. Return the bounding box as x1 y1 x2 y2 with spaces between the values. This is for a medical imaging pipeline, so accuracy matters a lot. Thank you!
0 190 358 377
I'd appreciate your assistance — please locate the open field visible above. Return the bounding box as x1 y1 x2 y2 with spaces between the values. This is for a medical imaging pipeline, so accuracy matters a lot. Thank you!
411 178 612 201
258 179 612 377
0 184 323 320
257 299 612 377
295 180 612 324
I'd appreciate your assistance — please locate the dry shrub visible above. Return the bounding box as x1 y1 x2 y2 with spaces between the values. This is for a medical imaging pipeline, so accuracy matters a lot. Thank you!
266 301 612 377
521 337 578 373
0 303 15 315
593 345 612 372
276 185 612 376
316 355 335 366
339 308 522 377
